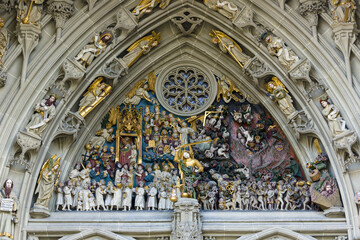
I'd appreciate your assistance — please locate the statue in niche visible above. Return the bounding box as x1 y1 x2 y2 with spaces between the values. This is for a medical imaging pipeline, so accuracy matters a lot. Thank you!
17 0 44 25
329 0 356 23
203 0 238 19
34 155 61 209
216 76 243 103
320 96 349 138
75 32 113 68
261 32 300 70
132 0 171 20
26 94 57 136
265 77 296 119
0 17 9 67
0 179 19 240
124 71 157 105
78 77 112 118
210 30 251 68
121 31 161 68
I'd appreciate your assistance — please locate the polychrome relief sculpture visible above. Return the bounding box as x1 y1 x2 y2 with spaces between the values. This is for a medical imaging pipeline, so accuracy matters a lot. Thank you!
329 0 356 23
132 0 171 20
0 179 18 240
26 94 58 136
54 67 330 213
17 0 44 25
203 0 238 19
75 32 113 68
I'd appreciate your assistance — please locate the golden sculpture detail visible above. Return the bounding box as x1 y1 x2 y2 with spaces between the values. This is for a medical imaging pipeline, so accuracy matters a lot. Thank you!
17 0 44 25
210 30 250 68
110 105 143 164
132 0 171 20
329 0 356 23
78 77 112 118
124 71 157 105
121 31 161 68
265 77 296 119
217 76 243 103
0 18 8 67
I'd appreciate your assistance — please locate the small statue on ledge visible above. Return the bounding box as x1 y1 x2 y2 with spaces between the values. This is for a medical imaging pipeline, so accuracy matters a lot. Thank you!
0 179 19 240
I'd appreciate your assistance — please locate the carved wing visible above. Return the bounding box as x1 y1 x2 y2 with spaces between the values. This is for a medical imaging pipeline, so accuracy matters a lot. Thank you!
227 77 242 94
211 30 242 52
271 76 288 93
108 105 119 125
126 35 153 52
84 77 103 97
147 71 156 94
216 79 222 102
126 79 146 99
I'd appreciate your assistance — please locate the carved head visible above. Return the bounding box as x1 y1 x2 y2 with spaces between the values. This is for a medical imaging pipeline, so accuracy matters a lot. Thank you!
3 179 13 198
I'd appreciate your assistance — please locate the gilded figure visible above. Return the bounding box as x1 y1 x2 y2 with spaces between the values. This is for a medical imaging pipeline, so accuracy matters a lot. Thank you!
124 71 157 105
132 0 171 20
121 31 161 68
216 76 243 103
17 0 44 25
210 30 250 68
0 18 9 66
78 77 112 118
329 0 356 23
265 77 296 118
34 155 61 209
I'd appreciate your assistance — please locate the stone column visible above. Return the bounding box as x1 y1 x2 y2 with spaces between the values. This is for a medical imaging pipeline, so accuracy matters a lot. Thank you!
171 198 202 240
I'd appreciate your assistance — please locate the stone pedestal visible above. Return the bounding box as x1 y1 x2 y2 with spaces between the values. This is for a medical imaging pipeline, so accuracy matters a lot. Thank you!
333 131 359 170
30 205 50 218
171 198 202 240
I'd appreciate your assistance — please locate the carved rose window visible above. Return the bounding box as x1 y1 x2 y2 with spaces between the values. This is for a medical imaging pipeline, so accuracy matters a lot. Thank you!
157 66 216 116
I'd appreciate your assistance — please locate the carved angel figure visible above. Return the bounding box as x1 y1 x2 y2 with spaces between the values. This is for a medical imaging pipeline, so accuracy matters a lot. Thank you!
78 77 112 118
34 155 61 209
121 31 161 68
329 0 356 23
210 30 251 68
132 0 171 20
26 94 57 136
320 96 348 137
75 32 113 68
0 18 9 66
90 123 115 147
17 0 44 25
265 77 296 118
203 0 238 19
217 76 243 103
124 71 156 105
0 179 19 240
262 33 300 70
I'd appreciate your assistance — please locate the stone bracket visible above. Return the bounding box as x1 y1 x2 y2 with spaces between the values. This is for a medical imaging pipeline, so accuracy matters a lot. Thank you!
332 131 359 170
244 57 276 86
54 111 85 140
10 131 42 171
288 110 316 139
59 58 86 93
232 6 256 29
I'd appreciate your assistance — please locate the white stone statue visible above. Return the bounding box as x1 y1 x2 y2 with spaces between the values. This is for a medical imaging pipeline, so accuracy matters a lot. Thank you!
95 186 106 211
75 32 113 68
55 183 64 211
262 33 300 70
122 183 132 211
26 95 57 136
177 122 195 145
147 185 158 210
203 0 238 19
320 97 348 138
110 185 122 210
0 179 19 240
62 185 72 211
134 181 145 210
78 184 91 211
158 187 167 210
34 156 61 209
104 182 114 209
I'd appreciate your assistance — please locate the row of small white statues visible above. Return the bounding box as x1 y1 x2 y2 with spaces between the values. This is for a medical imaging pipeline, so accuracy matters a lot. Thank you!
199 178 312 211
56 179 176 211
